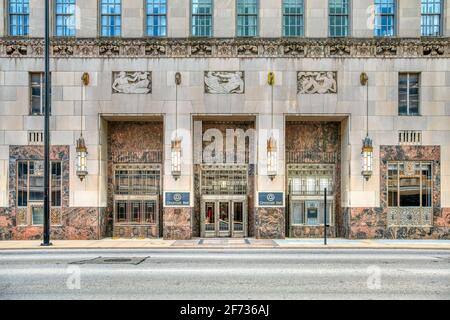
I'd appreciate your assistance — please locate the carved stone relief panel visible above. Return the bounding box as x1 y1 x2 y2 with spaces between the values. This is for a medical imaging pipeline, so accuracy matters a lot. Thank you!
297 71 337 94
112 72 152 94
204 71 245 94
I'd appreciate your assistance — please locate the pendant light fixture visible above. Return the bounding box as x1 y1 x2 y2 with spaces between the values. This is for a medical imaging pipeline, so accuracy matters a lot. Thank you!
360 72 373 181
267 72 277 181
76 73 89 181
171 72 182 180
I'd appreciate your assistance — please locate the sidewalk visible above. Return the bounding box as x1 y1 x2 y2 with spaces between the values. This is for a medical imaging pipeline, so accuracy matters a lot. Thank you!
1 238 450 250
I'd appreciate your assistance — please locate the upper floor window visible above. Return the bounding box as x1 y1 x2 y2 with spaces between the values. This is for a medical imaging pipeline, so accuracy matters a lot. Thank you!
282 0 304 37
8 0 29 36
237 0 258 37
421 0 443 36
374 0 396 37
329 0 349 37
399 73 420 116
192 0 213 37
55 0 76 36
146 0 167 37
101 0 121 37
30 73 51 116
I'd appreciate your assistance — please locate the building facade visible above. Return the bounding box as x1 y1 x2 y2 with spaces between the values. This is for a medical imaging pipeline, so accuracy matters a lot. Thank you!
0 0 449 240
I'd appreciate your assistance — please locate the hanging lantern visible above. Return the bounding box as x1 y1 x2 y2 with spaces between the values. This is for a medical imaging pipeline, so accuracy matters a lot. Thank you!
362 135 373 181
171 137 182 180
267 136 277 180
76 136 88 181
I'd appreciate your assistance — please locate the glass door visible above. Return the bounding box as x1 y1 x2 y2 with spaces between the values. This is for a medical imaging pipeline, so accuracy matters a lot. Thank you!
204 202 216 237
218 202 230 237
232 201 245 237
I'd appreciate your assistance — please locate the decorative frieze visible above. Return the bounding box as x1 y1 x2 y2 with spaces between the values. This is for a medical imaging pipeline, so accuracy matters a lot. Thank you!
0 37 448 58
112 71 152 94
297 71 337 94
204 71 245 94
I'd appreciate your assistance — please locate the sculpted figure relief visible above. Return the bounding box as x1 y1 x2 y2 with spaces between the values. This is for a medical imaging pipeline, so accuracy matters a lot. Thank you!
204 71 245 94
298 71 337 94
112 71 152 94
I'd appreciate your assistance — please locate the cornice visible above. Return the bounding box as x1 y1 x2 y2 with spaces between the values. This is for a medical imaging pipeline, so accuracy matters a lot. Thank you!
0 37 449 58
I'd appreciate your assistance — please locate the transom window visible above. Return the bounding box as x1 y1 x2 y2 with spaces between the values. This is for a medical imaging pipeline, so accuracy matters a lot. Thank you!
288 164 335 196
399 73 420 116
146 0 167 37
329 0 349 37
17 161 62 211
30 73 51 116
192 0 213 37
388 162 432 208
237 0 258 37
101 0 121 37
421 0 443 36
55 0 76 36
374 0 396 37
114 165 161 195
282 0 304 37
201 165 248 195
8 0 29 36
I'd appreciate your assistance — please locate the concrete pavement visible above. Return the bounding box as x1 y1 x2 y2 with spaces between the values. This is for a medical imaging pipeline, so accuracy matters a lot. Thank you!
0 238 450 250
0 249 449 299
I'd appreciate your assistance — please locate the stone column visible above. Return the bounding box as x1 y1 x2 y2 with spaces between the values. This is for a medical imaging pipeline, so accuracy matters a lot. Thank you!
260 0 282 38
254 74 286 239
122 0 144 38
305 0 328 38
352 0 374 38
162 75 194 239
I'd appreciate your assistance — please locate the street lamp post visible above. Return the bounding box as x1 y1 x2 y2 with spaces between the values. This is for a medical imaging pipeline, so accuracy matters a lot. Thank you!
41 0 51 246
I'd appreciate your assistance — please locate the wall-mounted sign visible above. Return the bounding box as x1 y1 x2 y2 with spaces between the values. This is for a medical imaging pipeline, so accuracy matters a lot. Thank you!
164 192 190 207
258 192 284 207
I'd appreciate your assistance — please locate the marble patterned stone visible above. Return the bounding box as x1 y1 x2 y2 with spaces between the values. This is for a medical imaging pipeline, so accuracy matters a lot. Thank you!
163 207 192 240
255 207 285 239
286 122 343 237
346 145 449 239
107 121 164 238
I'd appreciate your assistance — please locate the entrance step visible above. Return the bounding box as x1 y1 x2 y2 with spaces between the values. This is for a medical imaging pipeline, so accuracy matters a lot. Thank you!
172 238 279 248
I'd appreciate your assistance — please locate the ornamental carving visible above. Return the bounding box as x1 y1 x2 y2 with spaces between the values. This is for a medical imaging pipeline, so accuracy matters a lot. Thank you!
6 44 27 56
112 72 152 94
204 71 245 94
0 37 448 58
191 42 213 56
297 72 337 94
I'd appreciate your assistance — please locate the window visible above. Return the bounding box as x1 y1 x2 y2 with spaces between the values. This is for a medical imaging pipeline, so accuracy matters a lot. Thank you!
421 0 443 36
399 73 420 116
30 73 51 116
237 0 258 37
388 162 432 208
374 0 396 37
329 0 349 37
55 0 76 36
290 200 334 226
192 0 213 37
17 161 62 210
283 0 304 37
101 0 121 37
146 0 167 37
8 0 29 36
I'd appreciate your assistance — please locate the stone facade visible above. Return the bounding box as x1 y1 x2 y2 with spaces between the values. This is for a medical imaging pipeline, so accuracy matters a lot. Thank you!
0 1 449 240
346 146 449 239
255 208 285 239
107 121 163 238
286 122 342 238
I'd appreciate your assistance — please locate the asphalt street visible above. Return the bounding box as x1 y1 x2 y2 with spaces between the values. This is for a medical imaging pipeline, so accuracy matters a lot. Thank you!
0 249 449 300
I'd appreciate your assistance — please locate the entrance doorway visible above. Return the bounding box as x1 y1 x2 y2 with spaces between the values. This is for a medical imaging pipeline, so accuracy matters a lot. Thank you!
201 197 248 238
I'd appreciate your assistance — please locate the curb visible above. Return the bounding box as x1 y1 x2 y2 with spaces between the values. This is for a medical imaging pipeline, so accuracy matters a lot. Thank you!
1 245 450 250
